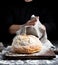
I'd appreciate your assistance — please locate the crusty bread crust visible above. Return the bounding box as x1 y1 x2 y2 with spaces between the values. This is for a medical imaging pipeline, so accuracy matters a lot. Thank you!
12 44 42 54
12 35 42 54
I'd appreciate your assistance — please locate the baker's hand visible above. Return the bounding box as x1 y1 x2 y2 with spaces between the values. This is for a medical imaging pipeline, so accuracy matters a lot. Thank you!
25 18 37 26
9 24 22 34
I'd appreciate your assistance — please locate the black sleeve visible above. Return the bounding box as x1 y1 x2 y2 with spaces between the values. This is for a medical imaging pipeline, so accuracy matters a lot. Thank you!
0 8 14 43
6 7 14 32
6 15 13 32
39 8 57 40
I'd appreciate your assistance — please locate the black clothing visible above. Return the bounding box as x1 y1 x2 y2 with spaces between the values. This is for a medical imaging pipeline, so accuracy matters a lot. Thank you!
0 1 57 46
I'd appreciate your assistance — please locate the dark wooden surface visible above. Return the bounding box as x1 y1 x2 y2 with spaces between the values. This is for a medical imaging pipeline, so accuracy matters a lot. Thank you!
3 50 56 60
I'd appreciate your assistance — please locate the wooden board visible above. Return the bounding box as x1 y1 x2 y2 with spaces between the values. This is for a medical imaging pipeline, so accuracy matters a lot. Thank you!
3 50 56 60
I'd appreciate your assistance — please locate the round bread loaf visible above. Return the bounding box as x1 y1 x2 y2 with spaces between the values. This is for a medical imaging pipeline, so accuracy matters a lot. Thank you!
12 35 42 54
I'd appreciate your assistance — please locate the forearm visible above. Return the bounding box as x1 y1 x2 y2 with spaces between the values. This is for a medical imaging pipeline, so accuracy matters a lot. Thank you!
9 24 22 34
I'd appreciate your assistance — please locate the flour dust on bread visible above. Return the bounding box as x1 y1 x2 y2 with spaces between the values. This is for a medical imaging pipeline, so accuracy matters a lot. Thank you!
12 35 42 53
